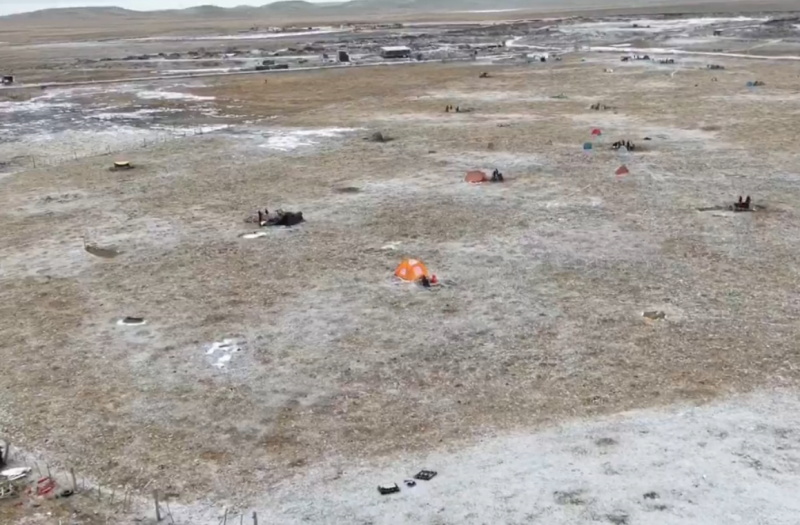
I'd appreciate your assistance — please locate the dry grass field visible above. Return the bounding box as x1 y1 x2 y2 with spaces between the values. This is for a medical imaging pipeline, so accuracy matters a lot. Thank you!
3 46 800 522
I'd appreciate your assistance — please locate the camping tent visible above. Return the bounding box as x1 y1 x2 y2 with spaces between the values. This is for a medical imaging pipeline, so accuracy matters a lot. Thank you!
615 165 630 177
591 128 602 137
395 259 429 281
465 170 488 184
583 142 593 151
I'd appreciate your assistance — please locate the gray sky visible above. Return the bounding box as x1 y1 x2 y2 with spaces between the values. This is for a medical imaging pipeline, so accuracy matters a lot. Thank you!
0 1 321 16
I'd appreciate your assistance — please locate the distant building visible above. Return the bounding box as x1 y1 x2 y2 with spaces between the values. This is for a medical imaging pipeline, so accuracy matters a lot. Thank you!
1 75 13 85
338 50 350 63
713 30 722 36
380 46 411 59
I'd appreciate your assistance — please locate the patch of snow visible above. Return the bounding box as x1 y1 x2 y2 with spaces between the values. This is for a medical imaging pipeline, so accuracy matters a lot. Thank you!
129 29 349 42
590 46 800 61
257 128 358 151
0 100 75 114
169 391 800 525
135 90 216 101
205 338 242 368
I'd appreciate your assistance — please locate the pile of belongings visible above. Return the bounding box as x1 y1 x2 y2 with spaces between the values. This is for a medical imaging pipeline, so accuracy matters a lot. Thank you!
247 208 305 227
612 140 635 151
490 168 504 182
731 195 752 211
590 103 612 111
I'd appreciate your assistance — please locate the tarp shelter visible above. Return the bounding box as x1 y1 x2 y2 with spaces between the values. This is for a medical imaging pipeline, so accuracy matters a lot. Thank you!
583 142 593 151
615 165 630 177
591 128 602 137
395 259 429 282
465 170 488 184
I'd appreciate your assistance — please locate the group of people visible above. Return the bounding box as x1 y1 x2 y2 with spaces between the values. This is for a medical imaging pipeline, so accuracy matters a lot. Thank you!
491 168 504 182
445 105 461 113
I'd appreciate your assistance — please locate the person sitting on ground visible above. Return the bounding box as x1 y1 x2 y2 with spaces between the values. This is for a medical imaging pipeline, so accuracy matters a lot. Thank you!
456 106 460 113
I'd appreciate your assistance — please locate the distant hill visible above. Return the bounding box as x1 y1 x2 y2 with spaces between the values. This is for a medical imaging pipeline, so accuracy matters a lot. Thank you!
0 0 796 23
2 6 138 21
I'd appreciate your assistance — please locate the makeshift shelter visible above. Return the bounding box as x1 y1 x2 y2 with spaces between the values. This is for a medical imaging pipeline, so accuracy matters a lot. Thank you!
615 165 630 177
465 170 488 184
395 259 429 282
583 142 593 151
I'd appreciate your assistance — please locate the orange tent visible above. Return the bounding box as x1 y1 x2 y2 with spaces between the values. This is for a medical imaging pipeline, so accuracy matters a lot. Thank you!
395 259 429 281
465 170 488 184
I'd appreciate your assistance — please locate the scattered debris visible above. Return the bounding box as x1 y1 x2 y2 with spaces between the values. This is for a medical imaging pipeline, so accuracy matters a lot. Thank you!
117 317 146 326
1 75 14 85
335 186 361 194
553 489 586 505
606 510 630 525
83 238 121 259
643 491 659 499
404 479 417 487
479 71 490 78
595 437 618 447
378 483 400 495
206 339 242 368
241 232 268 239
1 467 31 482
612 140 635 151
643 310 666 320
707 64 725 70
413 469 437 481
746 80 766 87
590 102 612 111
366 131 392 143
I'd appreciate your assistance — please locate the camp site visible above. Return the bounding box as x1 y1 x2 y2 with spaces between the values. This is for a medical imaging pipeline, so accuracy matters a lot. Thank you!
1 3 800 524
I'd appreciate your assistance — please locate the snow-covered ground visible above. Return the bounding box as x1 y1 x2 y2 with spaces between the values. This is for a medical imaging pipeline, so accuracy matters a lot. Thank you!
172 391 800 525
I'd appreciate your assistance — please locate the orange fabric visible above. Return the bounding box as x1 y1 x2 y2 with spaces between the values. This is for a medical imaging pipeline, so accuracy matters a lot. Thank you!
395 259 430 281
465 170 488 184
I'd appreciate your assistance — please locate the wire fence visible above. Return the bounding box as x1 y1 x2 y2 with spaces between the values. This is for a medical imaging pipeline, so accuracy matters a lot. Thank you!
1 440 258 525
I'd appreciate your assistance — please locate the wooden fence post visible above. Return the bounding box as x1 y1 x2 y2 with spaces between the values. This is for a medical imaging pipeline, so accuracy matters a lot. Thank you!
153 490 161 521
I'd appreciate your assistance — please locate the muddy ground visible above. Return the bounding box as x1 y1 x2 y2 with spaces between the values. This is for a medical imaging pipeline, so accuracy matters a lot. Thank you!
2 47 800 523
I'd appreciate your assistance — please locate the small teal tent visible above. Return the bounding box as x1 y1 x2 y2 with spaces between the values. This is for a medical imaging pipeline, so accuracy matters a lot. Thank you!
583 142 593 151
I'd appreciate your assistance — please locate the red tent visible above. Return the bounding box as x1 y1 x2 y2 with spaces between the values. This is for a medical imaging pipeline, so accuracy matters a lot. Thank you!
615 165 630 177
465 170 488 184
591 128 602 136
